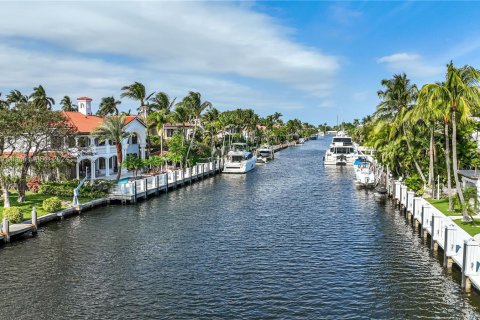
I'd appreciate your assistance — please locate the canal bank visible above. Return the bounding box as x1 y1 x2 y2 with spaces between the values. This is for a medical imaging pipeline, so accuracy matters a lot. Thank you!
0 143 293 245
1 139 480 319
388 178 480 293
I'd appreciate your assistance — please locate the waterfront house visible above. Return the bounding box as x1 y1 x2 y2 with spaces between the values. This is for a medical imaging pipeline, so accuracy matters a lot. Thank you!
163 123 195 139
65 97 147 179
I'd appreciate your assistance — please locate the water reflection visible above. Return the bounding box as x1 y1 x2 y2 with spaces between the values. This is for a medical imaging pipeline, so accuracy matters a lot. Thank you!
0 139 479 319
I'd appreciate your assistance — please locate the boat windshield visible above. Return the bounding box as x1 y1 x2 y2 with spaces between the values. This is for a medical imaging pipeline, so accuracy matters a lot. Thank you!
230 155 244 162
330 147 354 154
231 144 247 152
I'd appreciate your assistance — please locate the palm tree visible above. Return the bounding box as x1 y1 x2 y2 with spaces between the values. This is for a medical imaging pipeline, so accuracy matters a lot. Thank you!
176 92 212 163
60 96 77 112
6 89 28 106
420 62 480 221
416 86 444 197
203 108 221 156
120 82 154 120
93 116 130 182
375 73 426 184
97 96 121 116
30 85 55 109
147 109 173 161
149 92 176 113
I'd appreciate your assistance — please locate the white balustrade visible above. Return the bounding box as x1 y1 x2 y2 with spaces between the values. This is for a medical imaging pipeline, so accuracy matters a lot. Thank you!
422 204 433 235
394 181 401 201
413 197 423 221
407 191 415 213
400 185 407 206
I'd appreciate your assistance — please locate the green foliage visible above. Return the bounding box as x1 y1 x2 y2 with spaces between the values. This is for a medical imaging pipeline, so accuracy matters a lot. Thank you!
404 174 423 192
3 207 23 223
122 154 145 176
145 155 165 172
38 179 112 198
167 132 188 166
42 196 62 213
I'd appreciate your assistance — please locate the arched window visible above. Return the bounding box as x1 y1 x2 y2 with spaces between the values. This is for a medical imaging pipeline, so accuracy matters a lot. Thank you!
130 133 138 145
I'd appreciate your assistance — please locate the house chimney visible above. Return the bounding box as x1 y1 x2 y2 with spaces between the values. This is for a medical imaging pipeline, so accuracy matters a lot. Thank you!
77 97 93 116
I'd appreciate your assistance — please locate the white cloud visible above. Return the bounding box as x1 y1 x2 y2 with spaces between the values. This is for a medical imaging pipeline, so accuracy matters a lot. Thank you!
377 52 443 78
0 1 340 104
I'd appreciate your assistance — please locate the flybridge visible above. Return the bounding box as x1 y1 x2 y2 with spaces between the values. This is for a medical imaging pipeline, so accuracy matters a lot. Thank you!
332 137 353 146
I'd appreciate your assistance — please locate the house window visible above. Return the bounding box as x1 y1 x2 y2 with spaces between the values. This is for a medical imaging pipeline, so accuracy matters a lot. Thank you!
130 133 138 144
166 129 174 137
98 157 106 169
51 136 64 150
94 138 106 146
67 137 76 148
78 136 90 148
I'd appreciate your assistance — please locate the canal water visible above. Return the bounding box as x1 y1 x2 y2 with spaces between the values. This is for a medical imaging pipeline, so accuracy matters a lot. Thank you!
1 139 480 319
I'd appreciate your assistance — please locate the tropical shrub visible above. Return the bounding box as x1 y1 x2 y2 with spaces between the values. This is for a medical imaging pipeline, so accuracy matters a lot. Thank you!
3 207 23 223
42 197 62 213
27 176 41 193
38 179 114 199
404 174 423 192
122 154 145 177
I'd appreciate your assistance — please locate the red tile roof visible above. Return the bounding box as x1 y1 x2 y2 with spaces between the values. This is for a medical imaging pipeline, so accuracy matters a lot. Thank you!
62 112 145 133
77 96 93 101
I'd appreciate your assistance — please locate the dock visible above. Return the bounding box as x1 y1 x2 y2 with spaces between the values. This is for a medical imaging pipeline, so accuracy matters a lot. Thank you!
109 159 222 203
0 142 295 246
387 179 480 292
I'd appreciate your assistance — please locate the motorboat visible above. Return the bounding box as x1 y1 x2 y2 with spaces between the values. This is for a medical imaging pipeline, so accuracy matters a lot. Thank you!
354 157 375 188
310 134 318 140
256 145 273 164
297 138 305 145
223 143 257 173
323 133 357 165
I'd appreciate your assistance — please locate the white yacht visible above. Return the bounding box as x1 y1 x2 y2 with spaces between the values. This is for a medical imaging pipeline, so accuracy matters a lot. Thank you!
354 157 375 188
323 133 357 165
223 143 257 173
256 145 273 164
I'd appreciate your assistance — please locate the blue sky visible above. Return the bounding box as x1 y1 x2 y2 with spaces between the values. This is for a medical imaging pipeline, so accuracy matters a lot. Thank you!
1 1 480 125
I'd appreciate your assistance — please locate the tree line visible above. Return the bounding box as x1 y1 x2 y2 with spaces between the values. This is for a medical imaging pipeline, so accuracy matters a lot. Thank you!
344 62 480 221
0 83 321 204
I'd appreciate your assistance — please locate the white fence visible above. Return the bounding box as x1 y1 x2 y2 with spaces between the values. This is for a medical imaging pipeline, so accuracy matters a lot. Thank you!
390 179 480 291
110 160 220 197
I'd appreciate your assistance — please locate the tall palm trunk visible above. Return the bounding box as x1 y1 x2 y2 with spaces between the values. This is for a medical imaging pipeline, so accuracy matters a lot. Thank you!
116 143 123 182
444 121 453 211
451 109 468 220
160 124 164 171
185 120 197 167
429 126 435 197
402 124 427 183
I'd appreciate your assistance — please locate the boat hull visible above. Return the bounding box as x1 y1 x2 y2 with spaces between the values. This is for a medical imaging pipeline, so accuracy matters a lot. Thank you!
223 157 257 173
323 154 356 165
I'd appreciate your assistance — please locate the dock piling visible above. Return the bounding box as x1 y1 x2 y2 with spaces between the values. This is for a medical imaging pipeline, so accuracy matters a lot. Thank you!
443 224 456 270
2 218 10 243
462 239 479 292
32 207 38 234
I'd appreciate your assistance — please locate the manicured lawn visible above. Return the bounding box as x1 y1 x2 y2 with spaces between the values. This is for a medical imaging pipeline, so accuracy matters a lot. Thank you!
0 191 96 221
426 198 462 216
454 219 480 236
